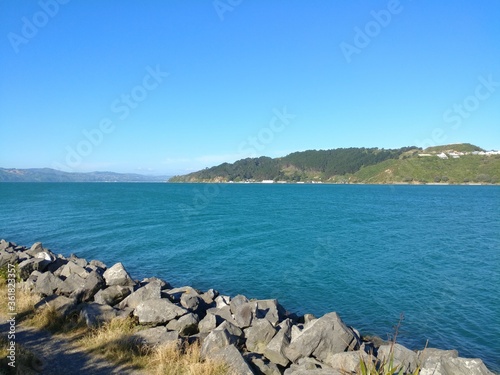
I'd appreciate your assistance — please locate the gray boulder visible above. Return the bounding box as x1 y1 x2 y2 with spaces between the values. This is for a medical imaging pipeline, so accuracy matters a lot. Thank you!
244 318 277 354
165 286 200 302
34 295 77 317
46 258 68 274
201 288 219 305
18 258 51 280
419 348 494 375
264 318 292 367
94 285 132 306
34 271 63 297
215 294 231 308
244 353 281 375
0 239 13 251
89 259 107 269
256 299 285 326
233 301 257 328
103 262 136 287
80 302 118 327
0 250 18 268
131 326 179 346
217 320 244 341
81 271 105 301
68 254 88 268
60 261 89 279
180 291 204 313
166 313 199 336
201 327 238 357
35 250 56 263
322 350 371 374
284 312 358 363
133 298 187 324
230 294 249 314
206 305 239 326
116 279 162 309
211 345 255 375
56 273 86 297
377 343 418 374
198 312 220 333
26 242 44 257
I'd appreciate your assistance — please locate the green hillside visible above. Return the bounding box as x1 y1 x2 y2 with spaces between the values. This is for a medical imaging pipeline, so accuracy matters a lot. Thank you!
352 155 500 184
169 143 500 184
424 143 484 153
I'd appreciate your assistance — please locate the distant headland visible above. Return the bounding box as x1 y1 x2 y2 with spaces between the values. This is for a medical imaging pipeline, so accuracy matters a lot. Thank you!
170 143 500 184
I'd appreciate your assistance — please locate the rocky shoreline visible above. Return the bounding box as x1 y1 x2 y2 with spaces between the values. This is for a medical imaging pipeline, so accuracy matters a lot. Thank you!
0 239 495 375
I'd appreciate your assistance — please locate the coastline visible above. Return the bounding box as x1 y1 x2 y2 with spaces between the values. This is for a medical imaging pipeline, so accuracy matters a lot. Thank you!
1 239 497 375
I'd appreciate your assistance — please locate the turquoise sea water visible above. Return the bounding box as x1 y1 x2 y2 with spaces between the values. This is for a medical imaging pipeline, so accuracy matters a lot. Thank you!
0 183 499 371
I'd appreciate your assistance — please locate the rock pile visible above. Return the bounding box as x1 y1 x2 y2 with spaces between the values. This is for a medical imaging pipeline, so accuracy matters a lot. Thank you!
0 239 494 375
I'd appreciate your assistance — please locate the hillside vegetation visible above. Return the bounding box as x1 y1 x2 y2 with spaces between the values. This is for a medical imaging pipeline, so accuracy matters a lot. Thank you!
169 144 500 184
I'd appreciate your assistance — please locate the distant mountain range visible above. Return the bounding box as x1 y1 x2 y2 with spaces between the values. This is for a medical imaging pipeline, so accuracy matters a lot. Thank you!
0 168 169 183
169 143 500 184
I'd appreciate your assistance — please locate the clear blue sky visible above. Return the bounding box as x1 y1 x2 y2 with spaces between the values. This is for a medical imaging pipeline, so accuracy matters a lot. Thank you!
1 1 499 175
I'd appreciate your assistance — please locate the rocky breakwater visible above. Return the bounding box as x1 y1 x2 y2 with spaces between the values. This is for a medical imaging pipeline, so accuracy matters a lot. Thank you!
0 239 495 375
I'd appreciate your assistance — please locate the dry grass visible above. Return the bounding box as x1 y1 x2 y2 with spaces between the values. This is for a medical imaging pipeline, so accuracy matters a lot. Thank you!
78 317 229 374
0 278 41 321
148 342 229 375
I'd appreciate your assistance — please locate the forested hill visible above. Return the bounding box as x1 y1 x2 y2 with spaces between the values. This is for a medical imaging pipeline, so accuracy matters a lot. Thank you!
170 146 416 182
169 143 500 184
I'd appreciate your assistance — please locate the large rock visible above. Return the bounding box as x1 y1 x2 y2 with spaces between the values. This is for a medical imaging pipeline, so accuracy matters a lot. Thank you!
34 295 77 317
68 254 88 268
233 301 256 328
166 313 199 336
60 261 89 279
94 285 132 306
131 326 179 346
255 299 286 326
201 288 219 305
180 291 205 313
165 286 200 302
116 279 162 309
210 345 255 375
0 239 13 251
81 271 105 301
26 242 44 257
206 305 239 326
18 258 51 280
133 298 187 324
230 294 249 314
198 312 219 333
419 348 494 375
56 273 86 297
0 250 18 268
201 326 238 357
80 303 118 327
34 271 63 297
103 262 136 287
284 312 358 363
264 319 292 367
244 353 281 375
244 318 277 354
377 343 418 374
322 350 371 374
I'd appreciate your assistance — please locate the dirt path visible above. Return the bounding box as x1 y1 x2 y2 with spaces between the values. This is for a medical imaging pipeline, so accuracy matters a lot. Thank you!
0 321 146 375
